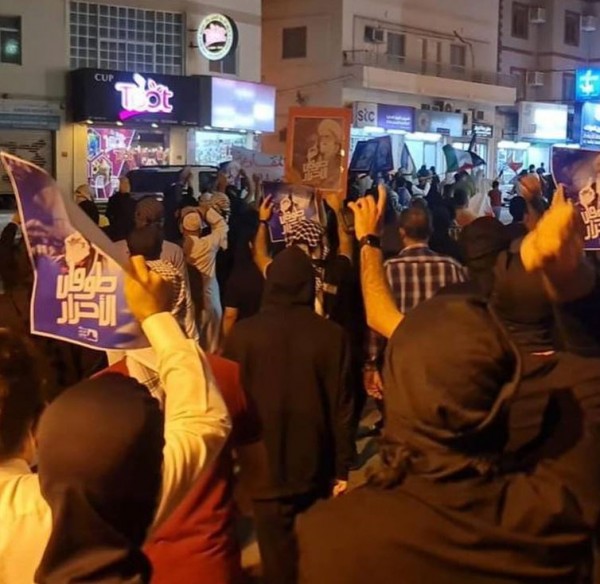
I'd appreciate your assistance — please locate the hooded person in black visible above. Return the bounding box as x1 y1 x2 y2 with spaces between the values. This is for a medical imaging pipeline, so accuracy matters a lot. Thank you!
224 245 354 584
297 291 600 584
35 374 164 584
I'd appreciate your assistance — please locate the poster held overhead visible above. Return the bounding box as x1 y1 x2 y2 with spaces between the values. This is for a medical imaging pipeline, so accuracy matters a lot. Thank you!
0 153 148 350
285 107 352 194
552 146 600 250
262 181 320 244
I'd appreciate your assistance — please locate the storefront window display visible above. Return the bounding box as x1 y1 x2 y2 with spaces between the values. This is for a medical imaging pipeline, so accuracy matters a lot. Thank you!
189 130 254 167
87 127 169 200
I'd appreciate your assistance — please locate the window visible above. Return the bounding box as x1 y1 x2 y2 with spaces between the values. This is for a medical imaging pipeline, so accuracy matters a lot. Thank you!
209 49 237 76
510 66 527 101
0 16 21 65
562 72 576 101
282 26 307 59
512 2 529 40
69 2 184 74
387 32 405 60
450 44 466 70
565 11 580 47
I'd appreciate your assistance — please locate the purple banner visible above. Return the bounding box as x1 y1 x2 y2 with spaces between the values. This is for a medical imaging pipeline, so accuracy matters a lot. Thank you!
1 153 148 350
552 146 600 250
377 104 415 132
263 182 320 243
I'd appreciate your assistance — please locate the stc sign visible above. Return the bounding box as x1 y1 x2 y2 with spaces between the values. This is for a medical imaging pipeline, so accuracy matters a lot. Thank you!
69 69 200 125
353 102 415 132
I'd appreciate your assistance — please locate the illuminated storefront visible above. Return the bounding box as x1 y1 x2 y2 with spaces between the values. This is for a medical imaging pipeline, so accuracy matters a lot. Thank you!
68 69 275 198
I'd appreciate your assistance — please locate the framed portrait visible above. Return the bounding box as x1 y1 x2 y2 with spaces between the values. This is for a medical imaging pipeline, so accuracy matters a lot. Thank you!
285 107 352 195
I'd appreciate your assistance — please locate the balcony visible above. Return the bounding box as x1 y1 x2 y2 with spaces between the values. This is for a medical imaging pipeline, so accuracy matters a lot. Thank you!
343 50 517 89
343 50 517 106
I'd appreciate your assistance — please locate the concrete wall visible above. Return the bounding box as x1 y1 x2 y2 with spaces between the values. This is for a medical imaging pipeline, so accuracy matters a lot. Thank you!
262 0 344 154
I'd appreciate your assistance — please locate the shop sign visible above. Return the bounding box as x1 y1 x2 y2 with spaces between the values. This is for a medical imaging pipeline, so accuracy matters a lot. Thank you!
470 123 494 139
416 109 463 137
69 69 200 125
377 104 414 132
518 101 568 141
353 102 415 132
353 102 378 128
580 102 600 148
115 73 174 121
197 13 238 61
576 68 600 101
0 99 61 130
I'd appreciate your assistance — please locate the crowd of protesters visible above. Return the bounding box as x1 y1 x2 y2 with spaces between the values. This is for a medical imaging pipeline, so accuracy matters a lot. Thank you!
2 159 600 584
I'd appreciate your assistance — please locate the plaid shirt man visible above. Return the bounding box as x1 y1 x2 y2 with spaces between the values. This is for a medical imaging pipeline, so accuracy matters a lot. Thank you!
366 244 467 363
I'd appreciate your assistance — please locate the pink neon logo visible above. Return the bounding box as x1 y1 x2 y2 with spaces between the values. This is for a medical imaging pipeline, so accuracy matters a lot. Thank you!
115 73 174 121
203 23 227 48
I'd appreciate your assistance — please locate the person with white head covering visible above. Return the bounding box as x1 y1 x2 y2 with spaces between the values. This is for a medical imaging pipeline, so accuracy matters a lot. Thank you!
182 207 229 353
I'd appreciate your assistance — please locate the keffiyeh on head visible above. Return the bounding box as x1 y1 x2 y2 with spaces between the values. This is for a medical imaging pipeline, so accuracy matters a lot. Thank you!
285 219 327 253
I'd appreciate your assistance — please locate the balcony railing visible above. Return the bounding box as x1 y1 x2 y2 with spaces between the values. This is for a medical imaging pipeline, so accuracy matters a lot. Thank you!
343 50 517 89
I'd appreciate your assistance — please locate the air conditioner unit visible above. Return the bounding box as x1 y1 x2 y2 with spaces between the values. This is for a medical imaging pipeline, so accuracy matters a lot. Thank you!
463 110 473 128
365 26 385 43
529 7 546 24
582 15 597 32
526 71 545 86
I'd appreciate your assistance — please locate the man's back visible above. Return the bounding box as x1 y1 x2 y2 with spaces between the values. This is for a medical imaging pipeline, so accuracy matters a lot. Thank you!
226 304 352 499
385 245 467 313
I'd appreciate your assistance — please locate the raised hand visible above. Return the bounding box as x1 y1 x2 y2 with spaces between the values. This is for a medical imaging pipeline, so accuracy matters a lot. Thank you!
348 184 386 240
258 194 274 222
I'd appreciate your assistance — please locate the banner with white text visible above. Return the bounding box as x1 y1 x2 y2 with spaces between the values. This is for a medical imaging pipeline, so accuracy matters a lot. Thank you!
1 153 149 349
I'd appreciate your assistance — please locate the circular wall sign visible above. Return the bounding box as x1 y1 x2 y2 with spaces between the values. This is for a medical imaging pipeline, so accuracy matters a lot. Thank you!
197 13 238 61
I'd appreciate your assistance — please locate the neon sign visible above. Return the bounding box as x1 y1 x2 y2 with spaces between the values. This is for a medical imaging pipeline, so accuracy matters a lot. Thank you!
576 68 600 101
196 13 237 61
114 73 174 121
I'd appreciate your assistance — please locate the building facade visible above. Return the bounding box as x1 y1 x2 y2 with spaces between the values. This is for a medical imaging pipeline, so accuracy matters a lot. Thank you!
497 0 599 174
263 0 517 176
0 0 264 197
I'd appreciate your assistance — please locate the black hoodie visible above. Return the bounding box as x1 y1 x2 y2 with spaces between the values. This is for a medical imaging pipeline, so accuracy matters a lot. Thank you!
225 246 354 499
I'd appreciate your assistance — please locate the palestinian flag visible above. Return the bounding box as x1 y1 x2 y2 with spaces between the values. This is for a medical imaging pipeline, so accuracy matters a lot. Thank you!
443 144 486 173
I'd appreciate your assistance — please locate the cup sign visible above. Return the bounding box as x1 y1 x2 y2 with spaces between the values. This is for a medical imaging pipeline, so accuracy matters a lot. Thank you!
197 13 238 61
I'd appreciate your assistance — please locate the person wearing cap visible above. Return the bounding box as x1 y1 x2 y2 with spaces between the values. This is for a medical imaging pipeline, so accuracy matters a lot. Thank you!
182 206 228 354
296 184 600 584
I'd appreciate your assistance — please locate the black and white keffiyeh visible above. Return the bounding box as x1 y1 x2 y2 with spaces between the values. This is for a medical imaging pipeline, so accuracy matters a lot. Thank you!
146 259 186 326
284 219 329 296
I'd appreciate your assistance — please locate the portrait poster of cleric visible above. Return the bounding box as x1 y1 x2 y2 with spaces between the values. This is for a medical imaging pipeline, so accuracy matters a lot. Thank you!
0 153 148 350
286 107 352 193
262 181 320 244
552 146 600 249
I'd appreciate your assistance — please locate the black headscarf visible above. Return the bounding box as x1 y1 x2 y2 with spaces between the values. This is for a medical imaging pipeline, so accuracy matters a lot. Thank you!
491 247 555 353
371 295 520 487
262 245 316 309
35 374 164 584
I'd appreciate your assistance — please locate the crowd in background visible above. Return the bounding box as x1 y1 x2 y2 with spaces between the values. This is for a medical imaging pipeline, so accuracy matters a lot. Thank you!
2 160 600 584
